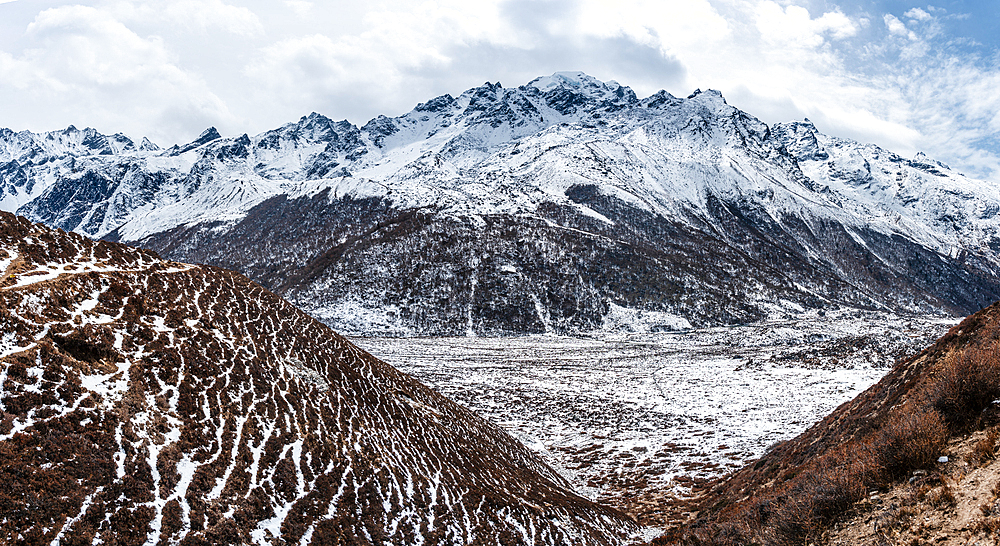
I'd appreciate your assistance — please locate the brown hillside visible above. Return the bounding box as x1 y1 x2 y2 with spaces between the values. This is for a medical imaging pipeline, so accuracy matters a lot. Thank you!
0 211 637 545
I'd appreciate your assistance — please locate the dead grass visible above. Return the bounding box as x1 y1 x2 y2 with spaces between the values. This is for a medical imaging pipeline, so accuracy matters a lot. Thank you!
972 427 1000 465
871 407 948 480
973 516 1000 535
924 482 957 508
929 347 1000 428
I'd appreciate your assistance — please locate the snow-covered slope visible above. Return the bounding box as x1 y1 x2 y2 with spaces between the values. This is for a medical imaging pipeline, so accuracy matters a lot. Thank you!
3 72 1000 334
0 211 637 544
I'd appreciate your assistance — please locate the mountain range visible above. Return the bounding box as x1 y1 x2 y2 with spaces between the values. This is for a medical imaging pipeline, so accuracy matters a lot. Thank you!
3 72 1000 335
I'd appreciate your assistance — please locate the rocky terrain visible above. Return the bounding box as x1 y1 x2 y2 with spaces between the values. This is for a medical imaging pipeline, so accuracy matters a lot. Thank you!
0 211 638 545
3 73 1000 335
651 298 1000 545
823 425 1000 545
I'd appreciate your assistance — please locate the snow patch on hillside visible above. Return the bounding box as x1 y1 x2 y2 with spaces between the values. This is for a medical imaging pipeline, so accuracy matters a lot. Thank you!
601 302 692 333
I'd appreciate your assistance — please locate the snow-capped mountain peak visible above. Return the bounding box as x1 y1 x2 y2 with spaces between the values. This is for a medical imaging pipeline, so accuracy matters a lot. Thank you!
771 118 829 161
170 126 223 155
138 136 161 152
3 72 1000 335
528 71 596 90
527 71 632 100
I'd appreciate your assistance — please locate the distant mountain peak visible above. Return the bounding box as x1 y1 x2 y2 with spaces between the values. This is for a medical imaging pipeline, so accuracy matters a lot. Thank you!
915 151 950 170
170 126 223 156
685 88 726 101
301 111 331 121
772 119 829 161
529 71 607 91
195 126 222 142
138 136 160 151
414 93 458 113
522 71 639 116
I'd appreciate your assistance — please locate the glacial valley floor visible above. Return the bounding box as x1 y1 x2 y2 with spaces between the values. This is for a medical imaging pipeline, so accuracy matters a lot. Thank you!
355 310 957 529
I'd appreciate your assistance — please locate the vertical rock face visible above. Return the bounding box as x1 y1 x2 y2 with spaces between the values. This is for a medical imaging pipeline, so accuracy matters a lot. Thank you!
0 211 637 545
4 72 1000 334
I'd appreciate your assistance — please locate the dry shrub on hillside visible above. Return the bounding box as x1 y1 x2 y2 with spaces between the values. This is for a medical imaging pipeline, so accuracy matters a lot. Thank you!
872 407 948 480
975 516 1000 534
802 450 871 517
766 449 871 544
925 482 957 508
930 347 1000 427
972 427 1000 465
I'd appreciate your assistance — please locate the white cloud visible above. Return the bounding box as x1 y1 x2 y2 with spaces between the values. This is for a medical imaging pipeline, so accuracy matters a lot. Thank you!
0 0 998 181
108 0 263 36
283 0 312 16
24 6 175 86
883 13 905 35
755 2 857 47
904 7 933 21
575 0 730 51
242 0 702 122
883 14 916 39
242 0 494 119
0 5 235 144
877 58 1000 177
246 33 390 105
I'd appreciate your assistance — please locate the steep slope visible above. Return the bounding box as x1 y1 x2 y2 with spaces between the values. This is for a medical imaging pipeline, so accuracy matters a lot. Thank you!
651 300 1000 545
0 211 638 545
822 422 1000 545
4 73 1000 334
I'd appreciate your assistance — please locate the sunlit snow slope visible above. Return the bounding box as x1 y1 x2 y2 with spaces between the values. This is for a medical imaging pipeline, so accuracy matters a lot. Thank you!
0 211 636 545
3 72 1000 334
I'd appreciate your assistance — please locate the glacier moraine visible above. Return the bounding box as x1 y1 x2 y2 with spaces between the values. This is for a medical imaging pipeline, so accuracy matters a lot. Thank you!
354 309 956 524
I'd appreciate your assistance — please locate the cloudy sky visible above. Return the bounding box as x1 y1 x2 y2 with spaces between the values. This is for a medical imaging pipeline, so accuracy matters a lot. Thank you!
1 0 999 180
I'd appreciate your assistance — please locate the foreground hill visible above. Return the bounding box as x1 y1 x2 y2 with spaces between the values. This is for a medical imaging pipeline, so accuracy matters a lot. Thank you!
3 73 1000 335
654 301 1000 544
0 211 637 545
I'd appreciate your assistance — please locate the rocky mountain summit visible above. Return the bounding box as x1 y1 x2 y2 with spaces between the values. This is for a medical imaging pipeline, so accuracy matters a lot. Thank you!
0 211 637 545
3 72 1000 335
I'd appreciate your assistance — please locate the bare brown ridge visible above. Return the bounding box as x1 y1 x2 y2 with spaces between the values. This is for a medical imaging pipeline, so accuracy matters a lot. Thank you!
0 211 638 545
